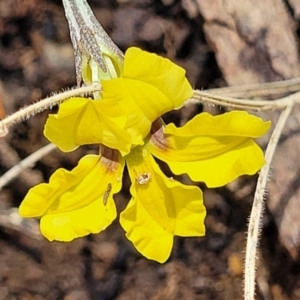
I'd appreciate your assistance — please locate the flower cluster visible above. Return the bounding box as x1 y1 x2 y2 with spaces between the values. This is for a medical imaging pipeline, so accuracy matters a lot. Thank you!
19 47 270 263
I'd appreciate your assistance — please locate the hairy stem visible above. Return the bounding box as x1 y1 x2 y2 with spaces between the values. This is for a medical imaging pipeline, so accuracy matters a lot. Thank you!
191 90 300 111
244 104 294 300
0 84 101 137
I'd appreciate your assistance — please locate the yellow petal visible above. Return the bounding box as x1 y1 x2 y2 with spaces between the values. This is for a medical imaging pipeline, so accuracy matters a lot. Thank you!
166 111 271 138
19 155 124 241
44 97 132 155
123 47 192 109
40 197 114 241
161 140 265 188
120 146 206 263
101 47 193 145
101 79 151 146
120 197 173 263
148 111 271 187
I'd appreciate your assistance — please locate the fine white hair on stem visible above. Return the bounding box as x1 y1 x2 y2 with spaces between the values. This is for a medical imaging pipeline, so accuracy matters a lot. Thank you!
190 90 300 111
1 79 300 139
0 143 56 190
0 83 101 137
244 104 294 300
206 77 300 98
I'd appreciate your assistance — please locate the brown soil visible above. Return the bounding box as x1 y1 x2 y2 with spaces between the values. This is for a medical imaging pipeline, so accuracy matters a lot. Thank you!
0 0 300 299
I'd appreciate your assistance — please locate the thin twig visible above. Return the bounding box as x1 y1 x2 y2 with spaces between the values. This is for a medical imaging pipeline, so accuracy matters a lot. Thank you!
0 84 101 137
0 139 43 189
207 77 300 98
191 90 300 111
244 104 294 300
1 79 300 138
0 143 56 190
0 208 42 240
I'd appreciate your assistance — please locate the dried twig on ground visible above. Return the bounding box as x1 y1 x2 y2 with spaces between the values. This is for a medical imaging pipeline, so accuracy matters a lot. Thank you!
0 143 56 190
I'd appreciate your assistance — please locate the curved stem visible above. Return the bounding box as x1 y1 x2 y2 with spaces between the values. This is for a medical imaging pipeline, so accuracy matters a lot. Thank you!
0 84 101 137
207 77 300 98
244 104 294 300
0 143 56 190
191 90 300 111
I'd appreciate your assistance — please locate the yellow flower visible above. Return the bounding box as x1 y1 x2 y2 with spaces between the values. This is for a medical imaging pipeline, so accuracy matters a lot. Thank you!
19 47 271 263
19 111 270 263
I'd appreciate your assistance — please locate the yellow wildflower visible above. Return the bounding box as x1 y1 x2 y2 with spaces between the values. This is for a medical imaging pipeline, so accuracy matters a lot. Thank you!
19 47 271 263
